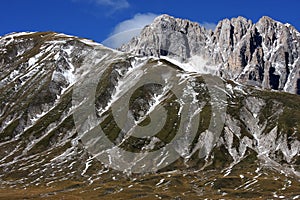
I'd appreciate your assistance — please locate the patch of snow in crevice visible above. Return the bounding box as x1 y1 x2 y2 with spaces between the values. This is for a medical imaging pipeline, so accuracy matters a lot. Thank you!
54 52 60 60
0 144 22 163
28 51 45 67
293 195 300 199
223 168 232 176
50 146 76 162
285 23 292 28
30 109 51 124
225 84 235 96
156 178 165 186
67 162 77 170
81 158 93 176
233 85 247 95
54 33 75 38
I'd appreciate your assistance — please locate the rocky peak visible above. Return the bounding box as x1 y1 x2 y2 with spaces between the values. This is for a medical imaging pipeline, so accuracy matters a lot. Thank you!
151 14 204 32
214 16 253 47
120 15 300 95
257 16 281 30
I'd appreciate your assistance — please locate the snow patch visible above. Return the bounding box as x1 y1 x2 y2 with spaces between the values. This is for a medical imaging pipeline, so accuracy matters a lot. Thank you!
80 39 102 46
1 32 36 40
156 178 165 186
81 159 93 176
28 51 45 67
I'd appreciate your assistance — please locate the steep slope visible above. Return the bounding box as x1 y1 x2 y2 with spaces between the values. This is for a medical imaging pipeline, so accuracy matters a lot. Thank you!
120 15 300 95
0 32 299 199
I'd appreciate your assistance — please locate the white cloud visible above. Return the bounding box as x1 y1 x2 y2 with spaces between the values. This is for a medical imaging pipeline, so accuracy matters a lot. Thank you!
95 0 129 10
72 0 129 11
200 22 217 30
102 13 159 48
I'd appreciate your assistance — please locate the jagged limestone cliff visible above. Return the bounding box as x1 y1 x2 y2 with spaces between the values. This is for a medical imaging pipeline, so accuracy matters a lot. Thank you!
121 15 300 95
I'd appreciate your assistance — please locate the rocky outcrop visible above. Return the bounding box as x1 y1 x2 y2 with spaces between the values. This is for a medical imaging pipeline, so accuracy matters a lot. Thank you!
120 15 300 94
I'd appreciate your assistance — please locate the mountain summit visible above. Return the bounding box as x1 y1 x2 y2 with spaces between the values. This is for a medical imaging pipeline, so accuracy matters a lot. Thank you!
121 14 300 94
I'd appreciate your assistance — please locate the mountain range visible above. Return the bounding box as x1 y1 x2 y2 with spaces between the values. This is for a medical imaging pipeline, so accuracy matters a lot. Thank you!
0 15 299 199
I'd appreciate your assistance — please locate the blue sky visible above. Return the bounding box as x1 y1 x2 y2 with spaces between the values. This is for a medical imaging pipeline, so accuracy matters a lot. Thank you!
1 0 299 48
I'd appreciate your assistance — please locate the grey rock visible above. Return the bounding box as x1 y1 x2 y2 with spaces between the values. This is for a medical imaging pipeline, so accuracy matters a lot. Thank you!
120 14 300 94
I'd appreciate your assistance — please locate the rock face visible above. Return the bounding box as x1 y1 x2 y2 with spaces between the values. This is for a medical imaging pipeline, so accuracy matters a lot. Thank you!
0 31 300 199
120 15 300 94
